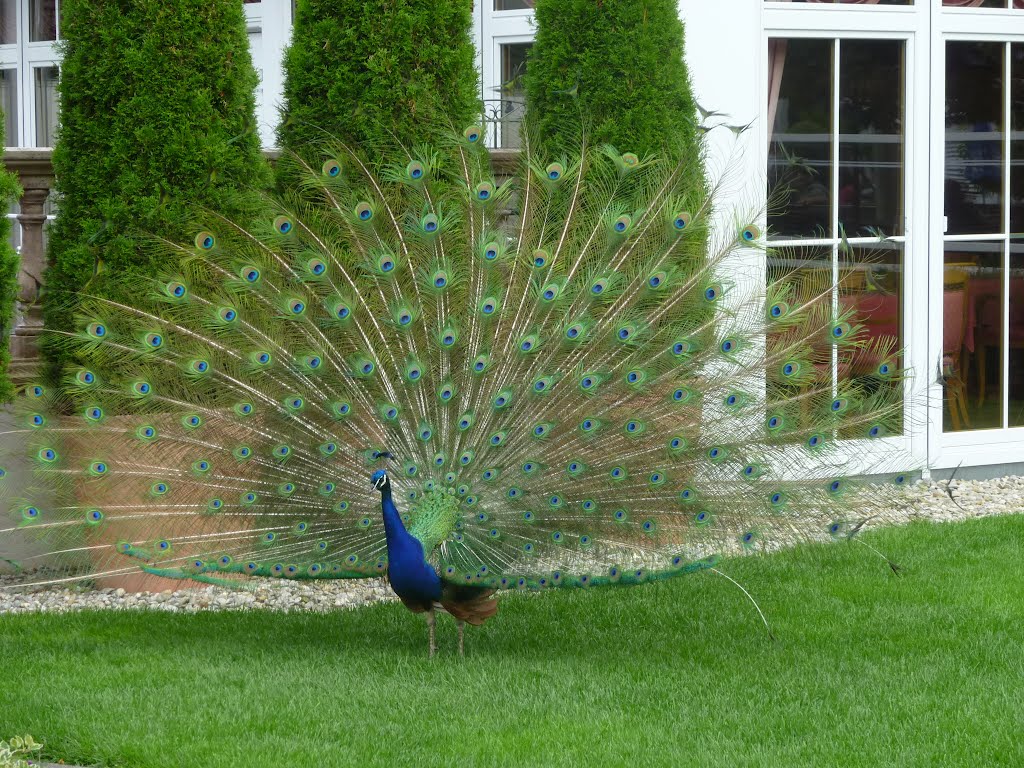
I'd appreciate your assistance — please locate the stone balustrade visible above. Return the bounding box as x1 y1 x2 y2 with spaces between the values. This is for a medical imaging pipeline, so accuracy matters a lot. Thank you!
1 147 521 386
4 148 54 386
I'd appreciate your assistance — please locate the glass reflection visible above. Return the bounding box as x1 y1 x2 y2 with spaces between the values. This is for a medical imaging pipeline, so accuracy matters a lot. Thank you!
942 1 1009 7
0 0 15 45
839 40 904 237
945 42 1004 236
0 69 15 146
1011 44 1024 235
497 43 529 150
768 39 833 239
765 242 903 437
784 0 911 4
943 244 1004 431
1007 243 1024 427
29 0 57 42
34 67 58 147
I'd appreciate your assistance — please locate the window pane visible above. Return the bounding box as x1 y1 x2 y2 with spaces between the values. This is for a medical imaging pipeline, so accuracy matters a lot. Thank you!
494 42 529 149
0 0 15 45
765 242 904 437
846 241 905 435
766 245 835 438
1010 242 1024 426
29 0 57 42
839 40 904 237
1 69 16 146
942 1 1009 7
34 66 58 147
846 242 903 353
768 38 833 239
944 244 1004 431
1011 44 1024 233
494 0 535 9
1011 47 1024 426
779 0 912 4
945 42 1004 236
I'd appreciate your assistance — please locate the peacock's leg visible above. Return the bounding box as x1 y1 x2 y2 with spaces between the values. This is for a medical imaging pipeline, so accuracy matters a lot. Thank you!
426 609 437 659
457 620 465 657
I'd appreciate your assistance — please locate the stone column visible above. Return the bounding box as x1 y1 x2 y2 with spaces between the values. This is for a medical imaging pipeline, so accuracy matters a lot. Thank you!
4 149 54 385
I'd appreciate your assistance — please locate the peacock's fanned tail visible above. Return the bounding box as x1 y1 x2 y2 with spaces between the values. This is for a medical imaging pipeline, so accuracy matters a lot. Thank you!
0 127 915 591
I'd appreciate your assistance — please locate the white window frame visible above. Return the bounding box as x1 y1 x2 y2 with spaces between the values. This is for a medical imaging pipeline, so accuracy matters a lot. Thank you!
928 0 1024 468
0 1 292 149
762 11 929 472
0 0 60 148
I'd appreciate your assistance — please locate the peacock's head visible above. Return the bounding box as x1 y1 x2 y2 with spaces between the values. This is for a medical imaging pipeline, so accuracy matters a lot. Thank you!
371 469 391 494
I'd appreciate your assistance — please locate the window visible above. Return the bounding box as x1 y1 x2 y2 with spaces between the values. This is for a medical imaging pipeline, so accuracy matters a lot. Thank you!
942 41 1024 431
768 37 907 433
0 0 60 147
28 0 57 42
773 1 913 4
488 42 529 149
942 1 1024 7
33 64 56 146
0 68 15 141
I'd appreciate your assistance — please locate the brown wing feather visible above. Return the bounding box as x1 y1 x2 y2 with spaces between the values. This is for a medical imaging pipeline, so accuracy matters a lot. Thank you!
440 585 499 626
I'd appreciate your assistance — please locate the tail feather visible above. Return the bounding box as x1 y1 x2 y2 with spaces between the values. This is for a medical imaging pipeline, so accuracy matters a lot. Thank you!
1 124 917 592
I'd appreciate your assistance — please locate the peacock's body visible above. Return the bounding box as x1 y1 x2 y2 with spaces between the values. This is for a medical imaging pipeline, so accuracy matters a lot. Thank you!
1 126 914 655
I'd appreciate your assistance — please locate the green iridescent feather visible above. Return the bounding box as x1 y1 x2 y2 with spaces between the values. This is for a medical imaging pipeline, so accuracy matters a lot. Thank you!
0 127 916 594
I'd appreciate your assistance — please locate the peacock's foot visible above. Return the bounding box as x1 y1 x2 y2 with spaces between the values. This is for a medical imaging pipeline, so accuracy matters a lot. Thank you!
457 620 465 658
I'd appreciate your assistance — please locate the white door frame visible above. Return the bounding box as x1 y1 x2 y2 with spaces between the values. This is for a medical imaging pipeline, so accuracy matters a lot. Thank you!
928 0 1024 470
763 2 929 472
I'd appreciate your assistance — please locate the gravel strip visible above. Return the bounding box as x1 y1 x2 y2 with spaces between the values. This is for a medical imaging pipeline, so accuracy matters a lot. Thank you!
1 476 1021 616
0 575 397 616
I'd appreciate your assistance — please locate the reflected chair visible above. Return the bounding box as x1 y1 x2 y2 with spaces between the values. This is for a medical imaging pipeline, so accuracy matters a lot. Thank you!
975 278 1024 410
942 268 971 431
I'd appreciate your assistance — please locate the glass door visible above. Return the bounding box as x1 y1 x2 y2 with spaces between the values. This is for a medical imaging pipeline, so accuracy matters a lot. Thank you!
930 0 1024 467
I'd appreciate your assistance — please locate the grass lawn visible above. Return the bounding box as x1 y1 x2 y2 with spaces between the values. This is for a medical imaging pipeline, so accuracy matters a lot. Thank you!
1 517 1021 768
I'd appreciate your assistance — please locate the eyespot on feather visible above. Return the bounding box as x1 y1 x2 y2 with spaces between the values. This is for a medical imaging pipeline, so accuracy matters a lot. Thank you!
421 213 440 234
475 181 495 202
406 160 425 181
671 211 692 231
354 202 373 222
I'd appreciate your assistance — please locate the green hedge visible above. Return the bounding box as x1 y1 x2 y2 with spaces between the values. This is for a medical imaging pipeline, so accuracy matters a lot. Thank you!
524 0 702 172
0 114 22 402
278 0 480 153
42 0 270 380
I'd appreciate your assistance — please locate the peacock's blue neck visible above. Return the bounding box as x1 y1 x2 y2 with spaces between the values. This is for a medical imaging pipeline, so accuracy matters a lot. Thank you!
380 485 412 552
379 485 442 603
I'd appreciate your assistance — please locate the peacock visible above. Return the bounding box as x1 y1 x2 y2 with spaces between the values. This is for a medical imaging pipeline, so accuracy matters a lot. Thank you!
0 125 916 656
